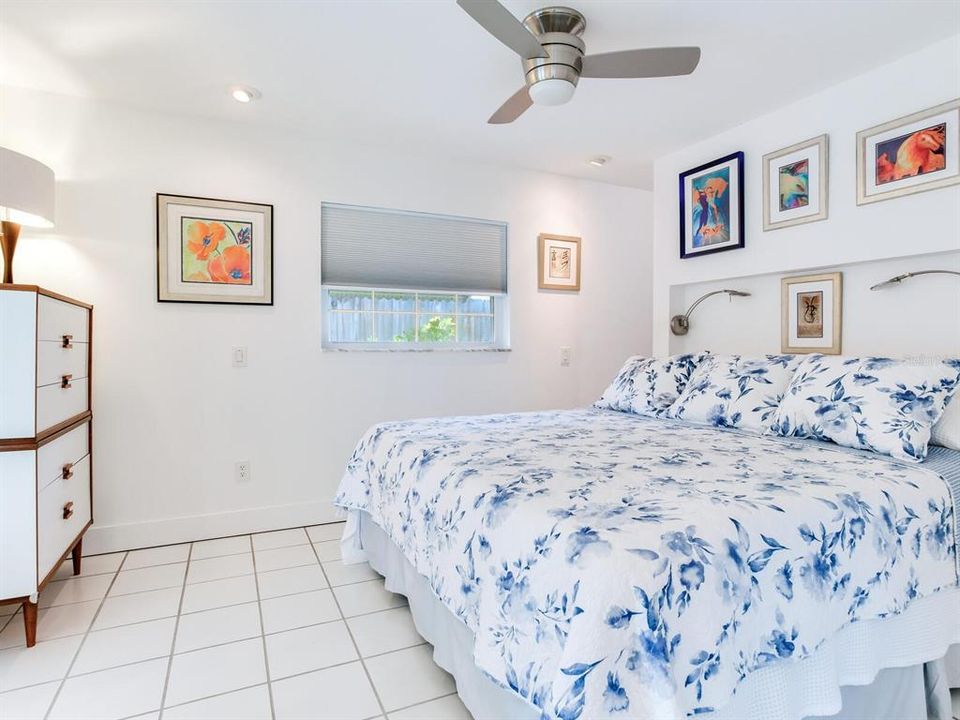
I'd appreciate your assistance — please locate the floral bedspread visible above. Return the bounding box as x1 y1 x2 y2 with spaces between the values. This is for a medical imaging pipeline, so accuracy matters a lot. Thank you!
334 409 958 719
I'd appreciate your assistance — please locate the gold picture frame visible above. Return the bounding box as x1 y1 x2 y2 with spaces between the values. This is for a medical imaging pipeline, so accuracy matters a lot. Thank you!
538 233 581 291
856 98 959 206
781 272 842 354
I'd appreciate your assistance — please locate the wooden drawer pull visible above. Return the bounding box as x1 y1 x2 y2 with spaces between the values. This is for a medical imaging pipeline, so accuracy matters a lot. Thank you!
61 374 73 389
62 463 74 480
62 334 74 349
62 502 74 520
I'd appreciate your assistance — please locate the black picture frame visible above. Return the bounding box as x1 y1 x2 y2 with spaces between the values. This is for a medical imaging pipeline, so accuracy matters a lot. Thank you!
678 151 745 259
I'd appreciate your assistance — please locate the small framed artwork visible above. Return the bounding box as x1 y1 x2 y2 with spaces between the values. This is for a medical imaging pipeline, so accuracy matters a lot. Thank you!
538 233 581 291
679 151 744 259
763 134 829 231
157 193 273 305
857 98 959 205
781 272 842 354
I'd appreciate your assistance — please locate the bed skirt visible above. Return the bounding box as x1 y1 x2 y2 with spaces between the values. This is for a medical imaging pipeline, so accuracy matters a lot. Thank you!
343 510 960 720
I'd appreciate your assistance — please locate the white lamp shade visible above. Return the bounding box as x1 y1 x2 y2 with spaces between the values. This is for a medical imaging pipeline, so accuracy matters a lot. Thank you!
0 147 55 228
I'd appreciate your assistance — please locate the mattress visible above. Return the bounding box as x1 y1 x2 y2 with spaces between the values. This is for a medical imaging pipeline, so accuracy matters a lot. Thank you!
335 408 960 719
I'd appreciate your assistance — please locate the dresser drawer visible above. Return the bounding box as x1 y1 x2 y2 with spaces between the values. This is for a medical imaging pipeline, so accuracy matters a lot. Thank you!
37 454 91 582
38 421 90 492
36 377 89 435
38 295 89 344
37 341 89 389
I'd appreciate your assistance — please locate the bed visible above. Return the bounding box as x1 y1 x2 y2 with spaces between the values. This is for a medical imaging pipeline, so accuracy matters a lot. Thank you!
335 408 960 719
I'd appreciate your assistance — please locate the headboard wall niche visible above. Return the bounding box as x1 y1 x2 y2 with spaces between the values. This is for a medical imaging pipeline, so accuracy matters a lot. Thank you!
667 251 960 357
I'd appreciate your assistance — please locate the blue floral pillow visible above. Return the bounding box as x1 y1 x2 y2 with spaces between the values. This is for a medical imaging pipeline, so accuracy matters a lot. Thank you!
769 355 960 462
596 353 707 417
666 354 802 433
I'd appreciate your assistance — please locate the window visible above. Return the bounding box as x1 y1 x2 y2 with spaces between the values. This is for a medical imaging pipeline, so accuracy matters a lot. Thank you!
321 203 508 349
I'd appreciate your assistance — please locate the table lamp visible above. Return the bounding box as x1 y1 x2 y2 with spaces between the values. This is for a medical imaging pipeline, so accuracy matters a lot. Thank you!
0 147 56 284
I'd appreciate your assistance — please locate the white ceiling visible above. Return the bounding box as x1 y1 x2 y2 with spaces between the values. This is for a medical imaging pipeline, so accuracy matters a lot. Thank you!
2 0 958 188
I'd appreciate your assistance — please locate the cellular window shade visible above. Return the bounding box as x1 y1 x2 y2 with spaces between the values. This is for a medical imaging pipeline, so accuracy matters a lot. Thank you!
321 203 507 294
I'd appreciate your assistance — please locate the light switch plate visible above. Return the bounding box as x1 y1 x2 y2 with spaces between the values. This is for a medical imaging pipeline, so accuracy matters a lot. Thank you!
232 346 247 368
560 346 572 367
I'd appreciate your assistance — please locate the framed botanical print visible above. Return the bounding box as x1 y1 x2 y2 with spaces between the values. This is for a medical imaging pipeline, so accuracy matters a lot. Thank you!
763 134 829 231
538 233 581 291
857 98 959 205
781 272 842 354
679 151 744 259
157 193 273 305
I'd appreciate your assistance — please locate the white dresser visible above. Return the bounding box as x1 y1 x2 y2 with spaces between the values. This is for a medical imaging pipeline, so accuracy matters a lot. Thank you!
0 285 93 647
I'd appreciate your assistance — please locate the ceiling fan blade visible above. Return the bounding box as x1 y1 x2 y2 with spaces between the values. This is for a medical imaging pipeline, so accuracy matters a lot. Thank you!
457 0 548 59
581 46 701 78
488 86 532 124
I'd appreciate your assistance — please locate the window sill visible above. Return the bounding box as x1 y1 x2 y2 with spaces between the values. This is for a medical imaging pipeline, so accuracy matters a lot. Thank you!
322 346 511 353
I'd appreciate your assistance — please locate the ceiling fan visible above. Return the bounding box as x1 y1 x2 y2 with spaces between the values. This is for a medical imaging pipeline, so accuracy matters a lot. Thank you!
457 0 701 124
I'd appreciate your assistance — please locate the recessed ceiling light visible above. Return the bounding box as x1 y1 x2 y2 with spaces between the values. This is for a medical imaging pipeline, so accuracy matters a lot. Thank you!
230 86 261 103
588 155 611 167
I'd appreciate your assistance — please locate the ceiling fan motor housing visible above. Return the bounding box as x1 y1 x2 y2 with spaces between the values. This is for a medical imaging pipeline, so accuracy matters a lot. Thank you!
521 7 586 102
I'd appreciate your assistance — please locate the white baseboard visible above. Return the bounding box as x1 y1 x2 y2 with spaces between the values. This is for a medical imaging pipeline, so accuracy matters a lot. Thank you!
84 500 340 554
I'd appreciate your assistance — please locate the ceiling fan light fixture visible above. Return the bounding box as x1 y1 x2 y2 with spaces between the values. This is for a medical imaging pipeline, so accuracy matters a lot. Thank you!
528 78 576 106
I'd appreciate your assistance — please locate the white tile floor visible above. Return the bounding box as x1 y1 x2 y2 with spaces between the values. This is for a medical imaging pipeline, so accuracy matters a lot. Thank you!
0 523 471 720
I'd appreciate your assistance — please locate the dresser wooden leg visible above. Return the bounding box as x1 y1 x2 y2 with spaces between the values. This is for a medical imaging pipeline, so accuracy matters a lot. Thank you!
72 537 83 576
23 601 37 648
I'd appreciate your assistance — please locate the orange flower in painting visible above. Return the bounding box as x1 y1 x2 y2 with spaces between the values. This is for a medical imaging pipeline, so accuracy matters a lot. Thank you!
207 245 251 284
186 221 226 260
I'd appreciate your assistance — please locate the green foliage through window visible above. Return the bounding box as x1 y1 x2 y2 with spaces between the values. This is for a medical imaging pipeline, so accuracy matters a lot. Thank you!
326 289 496 345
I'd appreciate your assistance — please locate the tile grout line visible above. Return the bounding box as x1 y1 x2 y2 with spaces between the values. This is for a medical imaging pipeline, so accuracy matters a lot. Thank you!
0 581 406 659
387 689 460 715
42 550 130 720
30 556 375 612
4 619 431 693
156 541 194 719
83 521 344 558
305 527 390 718
248 534 278 720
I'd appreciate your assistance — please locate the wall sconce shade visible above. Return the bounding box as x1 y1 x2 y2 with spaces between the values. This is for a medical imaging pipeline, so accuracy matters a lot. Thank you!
869 269 960 290
671 289 751 336
0 147 56 284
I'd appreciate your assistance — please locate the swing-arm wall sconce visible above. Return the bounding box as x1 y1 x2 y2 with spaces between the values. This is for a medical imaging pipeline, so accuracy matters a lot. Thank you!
869 269 960 290
670 289 751 336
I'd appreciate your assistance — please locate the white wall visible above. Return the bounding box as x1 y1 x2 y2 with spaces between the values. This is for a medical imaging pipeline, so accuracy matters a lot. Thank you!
652 35 960 357
0 85 653 553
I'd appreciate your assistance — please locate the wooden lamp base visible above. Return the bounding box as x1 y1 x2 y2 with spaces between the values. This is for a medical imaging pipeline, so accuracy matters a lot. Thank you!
1 220 21 284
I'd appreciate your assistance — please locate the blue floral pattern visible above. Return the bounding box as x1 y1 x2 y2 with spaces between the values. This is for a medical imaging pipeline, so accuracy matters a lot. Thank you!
596 354 707 417
770 355 960 462
666 354 802 433
335 409 957 718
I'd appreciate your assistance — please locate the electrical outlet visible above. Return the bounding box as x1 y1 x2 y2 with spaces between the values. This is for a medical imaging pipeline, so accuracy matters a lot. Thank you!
560 346 572 367
236 461 251 482
232 346 247 368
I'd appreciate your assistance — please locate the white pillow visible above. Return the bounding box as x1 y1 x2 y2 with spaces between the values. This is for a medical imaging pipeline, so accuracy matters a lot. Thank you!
666 354 803 433
931 394 960 449
770 355 960 462
596 353 707 417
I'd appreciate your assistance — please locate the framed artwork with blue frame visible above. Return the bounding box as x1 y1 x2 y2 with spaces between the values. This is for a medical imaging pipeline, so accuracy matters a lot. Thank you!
679 151 745 259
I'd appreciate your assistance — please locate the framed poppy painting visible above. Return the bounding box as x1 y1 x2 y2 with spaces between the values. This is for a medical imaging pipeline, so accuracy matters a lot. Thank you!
157 193 273 304
678 151 744 259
